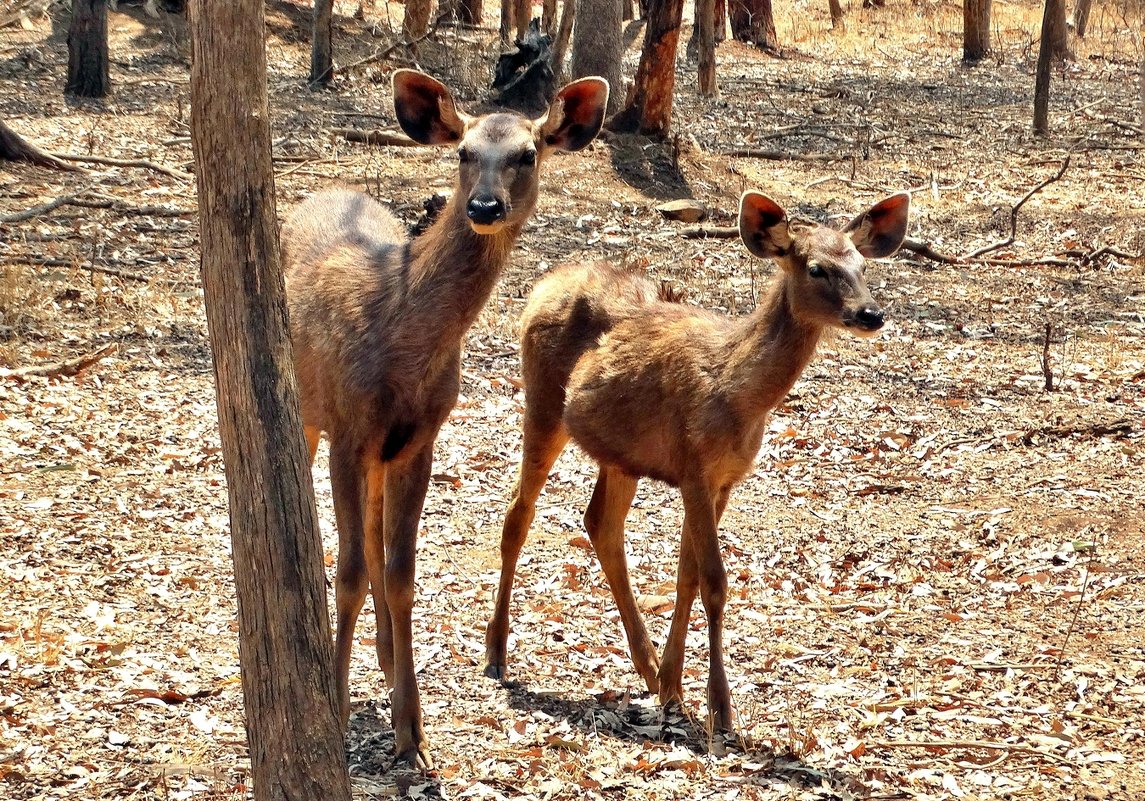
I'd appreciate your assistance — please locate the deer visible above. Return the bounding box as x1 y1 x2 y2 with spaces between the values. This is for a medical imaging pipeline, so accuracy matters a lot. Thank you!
484 190 910 732
279 69 609 768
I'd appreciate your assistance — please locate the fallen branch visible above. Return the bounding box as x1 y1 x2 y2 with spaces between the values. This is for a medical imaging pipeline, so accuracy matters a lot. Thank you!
1 343 117 380
965 157 1070 259
0 120 82 172
726 148 839 162
331 127 418 147
341 8 454 72
56 153 192 181
901 237 961 264
681 225 737 240
874 739 1072 765
9 255 191 285
0 193 193 223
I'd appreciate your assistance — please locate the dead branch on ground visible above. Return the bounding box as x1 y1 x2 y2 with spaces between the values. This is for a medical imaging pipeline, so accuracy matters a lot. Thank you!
726 148 839 162
965 157 1071 260
1 193 193 223
57 153 192 181
874 739 1073 765
0 119 82 172
331 128 418 147
0 343 117 381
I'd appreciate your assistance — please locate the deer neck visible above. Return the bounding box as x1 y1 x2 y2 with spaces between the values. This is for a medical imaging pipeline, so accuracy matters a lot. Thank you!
724 275 822 417
405 192 522 341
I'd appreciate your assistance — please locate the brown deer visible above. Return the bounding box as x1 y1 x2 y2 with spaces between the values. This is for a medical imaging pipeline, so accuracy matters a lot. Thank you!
280 69 609 768
484 190 910 731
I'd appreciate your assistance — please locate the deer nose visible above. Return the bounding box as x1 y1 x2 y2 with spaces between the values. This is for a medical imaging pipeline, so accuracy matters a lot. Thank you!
467 195 506 226
856 305 885 330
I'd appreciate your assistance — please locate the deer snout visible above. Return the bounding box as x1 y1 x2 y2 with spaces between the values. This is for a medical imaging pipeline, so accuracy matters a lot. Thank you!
853 304 885 333
467 194 507 229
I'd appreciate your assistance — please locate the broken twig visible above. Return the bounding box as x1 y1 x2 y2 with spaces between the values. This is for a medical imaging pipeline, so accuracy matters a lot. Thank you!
1 343 117 380
965 157 1070 260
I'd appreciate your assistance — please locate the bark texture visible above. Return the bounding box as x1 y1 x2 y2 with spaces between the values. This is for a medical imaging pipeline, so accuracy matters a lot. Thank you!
697 0 718 97
1048 0 1071 59
1034 0 1064 133
607 0 684 136
572 0 623 113
962 0 991 61
404 0 432 38
66 0 109 97
552 0 577 81
187 1 353 799
729 0 777 51
310 0 334 85
828 0 845 30
459 0 485 24
1071 0 1091 37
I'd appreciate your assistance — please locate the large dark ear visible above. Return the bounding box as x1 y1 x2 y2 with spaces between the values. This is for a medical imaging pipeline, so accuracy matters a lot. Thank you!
738 192 792 259
392 69 468 146
537 78 610 153
844 192 911 258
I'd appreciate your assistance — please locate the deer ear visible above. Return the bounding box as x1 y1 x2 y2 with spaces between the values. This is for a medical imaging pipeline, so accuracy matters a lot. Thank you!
392 69 468 146
844 192 911 258
738 192 792 259
537 77 609 153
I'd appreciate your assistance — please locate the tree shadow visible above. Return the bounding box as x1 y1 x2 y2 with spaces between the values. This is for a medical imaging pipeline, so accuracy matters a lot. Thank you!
601 132 692 200
345 702 444 794
498 680 865 797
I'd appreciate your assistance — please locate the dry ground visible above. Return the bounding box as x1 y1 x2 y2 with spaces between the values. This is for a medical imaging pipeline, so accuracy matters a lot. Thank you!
2 1 1144 799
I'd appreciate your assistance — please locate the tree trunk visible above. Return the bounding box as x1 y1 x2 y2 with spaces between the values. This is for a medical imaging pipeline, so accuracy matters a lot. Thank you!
697 0 717 97
552 0 576 81
187 2 354 800
514 0 530 38
0 120 78 170
962 0 991 62
729 0 777 52
1033 0 1062 134
310 0 333 85
622 0 634 21
1139 55 1144 133
1070 0 1091 37
404 0 432 38
714 0 725 41
1048 0 1071 59
459 0 485 23
828 0 845 30
66 0 109 98
500 0 512 39
542 0 557 31
607 0 684 136
572 0 623 113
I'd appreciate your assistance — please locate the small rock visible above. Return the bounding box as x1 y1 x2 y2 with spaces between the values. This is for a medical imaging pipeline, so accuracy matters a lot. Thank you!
656 199 706 224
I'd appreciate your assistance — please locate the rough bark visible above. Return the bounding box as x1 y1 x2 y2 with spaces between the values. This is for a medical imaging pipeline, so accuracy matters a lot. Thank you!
714 0 725 41
1033 0 1063 134
607 0 684 136
459 0 484 24
542 0 557 31
552 0 576 81
622 0 634 20
0 120 79 170
1048 0 1071 60
1139 55 1144 133
310 0 333 85
572 0 623 113
729 0 777 52
697 0 717 97
500 0 512 39
828 0 845 30
962 0 991 62
66 0 109 98
404 0 432 38
1070 0 1091 37
187 1 353 799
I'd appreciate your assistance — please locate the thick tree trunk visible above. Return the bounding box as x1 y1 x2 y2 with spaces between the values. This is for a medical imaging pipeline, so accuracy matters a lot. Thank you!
310 0 333 85
187 2 353 800
607 0 684 136
697 0 717 97
828 0 845 30
0 120 78 170
404 0 432 38
459 0 485 24
1070 0 1090 37
66 0 109 98
552 0 576 80
514 0 530 37
729 0 777 52
1034 0 1062 133
962 0 991 62
572 0 623 113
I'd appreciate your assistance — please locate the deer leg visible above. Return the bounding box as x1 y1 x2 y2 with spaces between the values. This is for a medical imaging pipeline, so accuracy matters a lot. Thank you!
681 480 732 732
361 456 395 686
657 522 699 707
584 466 659 693
328 435 368 727
484 415 569 680
382 442 434 769
304 425 322 465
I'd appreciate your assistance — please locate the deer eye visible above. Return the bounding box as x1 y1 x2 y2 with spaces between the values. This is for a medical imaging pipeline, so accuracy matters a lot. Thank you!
458 147 472 163
519 149 536 166
809 265 828 279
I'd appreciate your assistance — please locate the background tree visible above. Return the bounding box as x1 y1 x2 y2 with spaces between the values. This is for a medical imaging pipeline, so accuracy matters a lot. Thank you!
697 0 717 97
405 0 432 38
552 0 577 80
729 0 778 52
460 0 485 24
187 0 354 798
963 0 990 61
66 0 109 97
572 0 623 114
1034 0 1066 133
828 0 845 30
1048 0 1071 59
607 0 684 135
1070 0 1092 37
311 0 333 85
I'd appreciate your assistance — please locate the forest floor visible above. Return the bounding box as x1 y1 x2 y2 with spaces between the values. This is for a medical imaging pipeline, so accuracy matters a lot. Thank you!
2 1 1144 799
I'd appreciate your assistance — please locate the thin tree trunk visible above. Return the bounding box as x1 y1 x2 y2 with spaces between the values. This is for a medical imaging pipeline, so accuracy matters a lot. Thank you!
962 0 991 62
542 0 557 31
1048 0 1071 59
622 0 634 20
310 0 333 85
460 0 484 24
572 0 623 114
404 0 432 38
500 0 512 39
187 1 354 799
1033 0 1061 134
828 0 845 30
514 0 530 38
607 0 684 136
729 0 777 51
714 0 725 41
1070 0 1091 37
552 0 576 81
1139 55 1144 134
697 0 717 97
0 120 79 170
66 0 109 97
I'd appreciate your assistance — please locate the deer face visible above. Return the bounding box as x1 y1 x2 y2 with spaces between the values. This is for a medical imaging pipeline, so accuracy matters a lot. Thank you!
392 71 609 235
739 192 910 336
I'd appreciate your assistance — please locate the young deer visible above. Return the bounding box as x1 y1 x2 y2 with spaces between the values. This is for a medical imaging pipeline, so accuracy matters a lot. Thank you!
484 191 910 731
281 70 609 767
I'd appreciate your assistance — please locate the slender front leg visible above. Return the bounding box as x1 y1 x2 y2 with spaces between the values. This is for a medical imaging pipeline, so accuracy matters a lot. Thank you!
680 479 731 732
584 466 659 693
361 455 395 685
484 413 569 680
328 435 368 727
382 443 434 769
304 425 322 465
